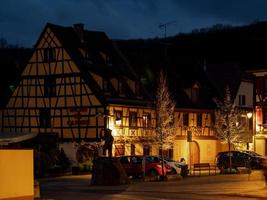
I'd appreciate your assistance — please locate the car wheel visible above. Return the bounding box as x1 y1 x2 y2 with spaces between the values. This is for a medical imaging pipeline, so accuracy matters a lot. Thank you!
149 169 158 176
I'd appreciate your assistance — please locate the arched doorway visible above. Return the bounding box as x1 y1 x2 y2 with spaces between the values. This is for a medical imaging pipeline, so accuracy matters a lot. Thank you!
189 141 200 165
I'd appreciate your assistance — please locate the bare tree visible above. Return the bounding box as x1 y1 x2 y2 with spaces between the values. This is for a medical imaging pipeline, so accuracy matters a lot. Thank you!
155 70 176 179
214 86 247 171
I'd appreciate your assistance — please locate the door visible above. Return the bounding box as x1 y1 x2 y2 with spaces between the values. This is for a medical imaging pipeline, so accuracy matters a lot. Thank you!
190 141 200 165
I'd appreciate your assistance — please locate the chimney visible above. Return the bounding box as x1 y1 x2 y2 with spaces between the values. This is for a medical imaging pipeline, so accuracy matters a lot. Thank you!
73 23 84 42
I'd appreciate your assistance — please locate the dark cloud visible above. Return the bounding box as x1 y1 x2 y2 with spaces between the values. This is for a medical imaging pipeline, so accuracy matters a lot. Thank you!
0 0 267 47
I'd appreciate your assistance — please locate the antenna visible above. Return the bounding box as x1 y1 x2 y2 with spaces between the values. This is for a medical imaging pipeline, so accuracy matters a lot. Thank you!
159 20 176 38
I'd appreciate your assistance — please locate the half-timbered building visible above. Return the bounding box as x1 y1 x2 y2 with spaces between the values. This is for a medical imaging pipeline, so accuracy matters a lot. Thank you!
0 23 255 166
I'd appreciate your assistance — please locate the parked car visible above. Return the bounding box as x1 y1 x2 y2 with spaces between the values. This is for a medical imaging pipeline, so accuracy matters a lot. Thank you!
216 150 264 170
159 159 181 175
241 151 265 169
118 155 168 178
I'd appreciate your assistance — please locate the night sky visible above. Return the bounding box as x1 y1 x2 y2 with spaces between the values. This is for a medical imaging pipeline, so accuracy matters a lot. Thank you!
1 0 267 47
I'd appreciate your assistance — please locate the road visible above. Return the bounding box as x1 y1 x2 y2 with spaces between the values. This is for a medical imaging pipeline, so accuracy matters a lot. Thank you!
39 171 267 200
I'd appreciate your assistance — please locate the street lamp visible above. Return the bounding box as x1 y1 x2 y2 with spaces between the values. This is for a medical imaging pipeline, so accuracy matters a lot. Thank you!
247 112 252 119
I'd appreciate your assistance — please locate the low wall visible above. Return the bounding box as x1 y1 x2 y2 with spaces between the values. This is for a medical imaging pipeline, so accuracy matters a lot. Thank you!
0 149 34 200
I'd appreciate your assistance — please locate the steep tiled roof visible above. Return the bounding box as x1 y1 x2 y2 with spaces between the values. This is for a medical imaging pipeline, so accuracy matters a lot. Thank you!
46 23 137 80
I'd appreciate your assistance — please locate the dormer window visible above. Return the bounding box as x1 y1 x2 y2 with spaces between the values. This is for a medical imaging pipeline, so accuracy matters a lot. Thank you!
192 83 200 103
100 51 112 66
43 48 56 62
103 79 111 93
119 80 126 95
84 51 93 64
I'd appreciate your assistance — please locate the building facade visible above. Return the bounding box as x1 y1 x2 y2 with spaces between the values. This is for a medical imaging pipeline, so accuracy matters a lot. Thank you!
0 23 254 166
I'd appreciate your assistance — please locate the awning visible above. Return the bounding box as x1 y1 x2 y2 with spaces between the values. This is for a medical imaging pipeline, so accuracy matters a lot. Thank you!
0 132 38 145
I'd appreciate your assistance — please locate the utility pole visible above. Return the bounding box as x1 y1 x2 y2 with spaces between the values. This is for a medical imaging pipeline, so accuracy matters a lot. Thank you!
159 20 176 38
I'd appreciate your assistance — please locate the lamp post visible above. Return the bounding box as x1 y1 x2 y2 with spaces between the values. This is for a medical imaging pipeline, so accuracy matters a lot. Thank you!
246 112 253 150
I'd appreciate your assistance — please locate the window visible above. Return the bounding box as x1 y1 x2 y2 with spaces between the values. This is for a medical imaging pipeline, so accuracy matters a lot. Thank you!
202 113 210 127
239 95 246 106
192 87 199 103
143 113 151 128
197 113 202 127
159 148 173 160
103 79 111 93
143 145 151 156
39 108 51 128
129 112 137 128
183 113 189 126
44 76 56 97
131 144 135 156
43 48 56 62
135 82 142 96
114 110 123 126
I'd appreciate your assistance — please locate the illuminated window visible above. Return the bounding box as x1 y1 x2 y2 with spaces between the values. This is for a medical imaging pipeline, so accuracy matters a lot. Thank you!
129 112 137 128
43 48 56 62
143 113 151 128
114 110 122 126
39 108 51 128
197 113 202 127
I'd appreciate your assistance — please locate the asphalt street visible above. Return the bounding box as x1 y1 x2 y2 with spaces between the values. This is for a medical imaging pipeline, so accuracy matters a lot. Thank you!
39 170 267 200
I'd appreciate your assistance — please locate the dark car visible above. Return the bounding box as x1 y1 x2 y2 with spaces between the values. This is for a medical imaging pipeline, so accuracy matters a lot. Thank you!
241 151 265 169
118 155 168 178
216 150 264 170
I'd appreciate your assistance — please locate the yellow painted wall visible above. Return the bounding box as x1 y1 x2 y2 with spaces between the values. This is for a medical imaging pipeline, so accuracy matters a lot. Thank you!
173 139 219 165
197 140 218 163
255 138 266 156
173 140 189 161
0 149 33 200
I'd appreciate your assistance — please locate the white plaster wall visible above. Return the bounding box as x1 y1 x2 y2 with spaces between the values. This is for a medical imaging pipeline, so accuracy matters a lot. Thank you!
234 81 253 107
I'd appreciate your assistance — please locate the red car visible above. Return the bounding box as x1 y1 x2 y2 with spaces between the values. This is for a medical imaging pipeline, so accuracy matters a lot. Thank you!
118 155 168 178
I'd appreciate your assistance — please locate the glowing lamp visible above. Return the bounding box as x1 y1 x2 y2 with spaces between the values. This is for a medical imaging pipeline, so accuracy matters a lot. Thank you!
247 112 252 119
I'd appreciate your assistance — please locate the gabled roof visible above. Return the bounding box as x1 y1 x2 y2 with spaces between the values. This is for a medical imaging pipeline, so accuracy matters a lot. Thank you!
40 23 142 105
45 23 138 80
